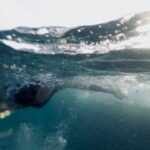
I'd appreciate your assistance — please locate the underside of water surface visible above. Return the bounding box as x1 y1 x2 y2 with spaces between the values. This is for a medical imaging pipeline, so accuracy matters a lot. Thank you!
1 11 150 150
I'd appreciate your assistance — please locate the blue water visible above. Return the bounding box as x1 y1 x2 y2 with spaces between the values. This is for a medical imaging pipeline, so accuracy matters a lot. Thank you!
1 11 150 150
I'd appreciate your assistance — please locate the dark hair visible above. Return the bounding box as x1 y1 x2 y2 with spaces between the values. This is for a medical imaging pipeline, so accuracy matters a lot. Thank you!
14 81 57 108
14 83 40 107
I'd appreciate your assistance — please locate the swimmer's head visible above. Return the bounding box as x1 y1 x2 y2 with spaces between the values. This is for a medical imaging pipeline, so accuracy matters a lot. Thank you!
0 81 56 119
14 81 56 108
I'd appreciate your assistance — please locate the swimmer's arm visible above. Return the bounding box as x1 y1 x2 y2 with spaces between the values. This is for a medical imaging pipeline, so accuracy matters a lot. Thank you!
57 79 125 100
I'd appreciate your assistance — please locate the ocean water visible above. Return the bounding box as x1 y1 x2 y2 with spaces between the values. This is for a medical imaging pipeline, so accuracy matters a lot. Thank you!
1 11 150 150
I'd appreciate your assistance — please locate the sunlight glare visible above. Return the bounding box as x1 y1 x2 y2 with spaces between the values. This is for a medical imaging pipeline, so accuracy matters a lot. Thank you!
0 0 150 29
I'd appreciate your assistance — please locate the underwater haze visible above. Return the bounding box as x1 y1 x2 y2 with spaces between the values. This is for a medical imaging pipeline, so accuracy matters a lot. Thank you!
1 11 150 150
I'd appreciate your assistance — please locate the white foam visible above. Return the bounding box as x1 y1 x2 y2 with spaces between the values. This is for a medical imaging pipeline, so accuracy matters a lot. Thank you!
2 40 40 52
37 28 49 35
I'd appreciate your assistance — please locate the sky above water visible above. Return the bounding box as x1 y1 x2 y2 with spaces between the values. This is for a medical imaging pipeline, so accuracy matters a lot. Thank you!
0 0 149 29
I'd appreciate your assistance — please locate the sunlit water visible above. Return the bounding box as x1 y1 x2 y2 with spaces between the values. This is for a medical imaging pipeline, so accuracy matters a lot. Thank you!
1 11 150 150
